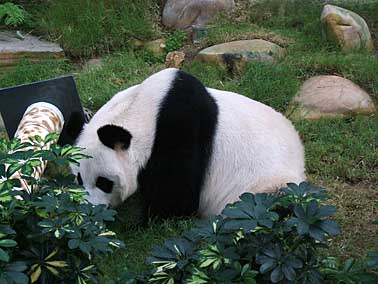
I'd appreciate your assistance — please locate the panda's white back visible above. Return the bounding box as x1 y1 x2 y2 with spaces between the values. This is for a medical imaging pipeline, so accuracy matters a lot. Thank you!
199 88 305 216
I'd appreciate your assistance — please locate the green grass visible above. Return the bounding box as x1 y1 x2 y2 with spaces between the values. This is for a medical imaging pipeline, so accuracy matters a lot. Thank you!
296 115 378 185
0 59 72 88
75 51 164 109
1 0 378 281
31 0 160 58
100 215 195 282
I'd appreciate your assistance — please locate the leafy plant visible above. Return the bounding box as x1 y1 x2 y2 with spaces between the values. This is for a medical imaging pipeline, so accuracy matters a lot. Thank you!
140 50 165 66
0 2 28 27
120 182 378 284
319 256 378 284
0 134 124 284
165 30 187 53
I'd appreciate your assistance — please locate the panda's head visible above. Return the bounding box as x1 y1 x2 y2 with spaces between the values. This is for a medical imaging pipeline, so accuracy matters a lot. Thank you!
71 124 138 207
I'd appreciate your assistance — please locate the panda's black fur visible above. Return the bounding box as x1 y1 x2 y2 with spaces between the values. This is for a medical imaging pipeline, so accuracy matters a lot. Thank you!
136 71 218 217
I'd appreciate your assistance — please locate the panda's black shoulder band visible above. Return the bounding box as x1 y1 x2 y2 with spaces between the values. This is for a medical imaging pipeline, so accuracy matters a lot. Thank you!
137 70 219 217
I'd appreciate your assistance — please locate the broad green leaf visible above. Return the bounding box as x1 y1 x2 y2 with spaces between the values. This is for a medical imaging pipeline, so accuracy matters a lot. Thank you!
0 248 9 262
282 264 296 281
319 220 340 236
259 259 275 274
31 266 42 283
46 261 68 268
271 266 283 283
0 239 17 248
45 249 58 260
46 265 59 276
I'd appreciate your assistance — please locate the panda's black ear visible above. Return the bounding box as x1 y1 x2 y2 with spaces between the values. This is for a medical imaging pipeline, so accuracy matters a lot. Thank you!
97 125 132 150
58 111 85 146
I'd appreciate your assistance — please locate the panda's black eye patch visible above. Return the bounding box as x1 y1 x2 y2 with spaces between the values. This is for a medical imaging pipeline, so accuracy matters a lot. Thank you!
96 176 114 194
77 173 83 186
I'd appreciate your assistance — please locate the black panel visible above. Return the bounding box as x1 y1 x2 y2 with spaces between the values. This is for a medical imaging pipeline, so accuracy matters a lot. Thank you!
0 76 84 145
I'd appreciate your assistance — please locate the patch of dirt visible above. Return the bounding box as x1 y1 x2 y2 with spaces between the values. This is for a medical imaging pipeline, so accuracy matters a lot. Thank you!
326 182 378 258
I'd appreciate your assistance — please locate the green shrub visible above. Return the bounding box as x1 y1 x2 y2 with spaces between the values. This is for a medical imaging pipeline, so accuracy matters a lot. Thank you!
0 2 28 28
121 183 378 284
0 134 124 284
165 30 187 53
35 0 159 58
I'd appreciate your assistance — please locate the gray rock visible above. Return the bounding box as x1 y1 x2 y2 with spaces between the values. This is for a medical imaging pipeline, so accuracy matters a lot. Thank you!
0 31 64 71
321 4 373 52
162 0 235 30
83 58 103 71
195 39 285 73
288 75 376 120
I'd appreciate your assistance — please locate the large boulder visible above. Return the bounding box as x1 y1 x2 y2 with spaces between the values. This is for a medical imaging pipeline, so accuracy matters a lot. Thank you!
0 31 64 72
321 4 373 52
195 39 285 73
162 0 235 30
289 75 376 120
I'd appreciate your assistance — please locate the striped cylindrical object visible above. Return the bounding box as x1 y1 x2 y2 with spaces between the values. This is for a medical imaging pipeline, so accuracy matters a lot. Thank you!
12 102 64 193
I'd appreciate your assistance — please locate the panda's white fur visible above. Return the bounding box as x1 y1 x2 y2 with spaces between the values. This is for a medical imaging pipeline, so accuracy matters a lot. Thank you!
71 68 305 217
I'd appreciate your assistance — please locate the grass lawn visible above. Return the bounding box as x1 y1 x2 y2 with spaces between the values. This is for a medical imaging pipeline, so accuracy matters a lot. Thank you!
0 0 377 282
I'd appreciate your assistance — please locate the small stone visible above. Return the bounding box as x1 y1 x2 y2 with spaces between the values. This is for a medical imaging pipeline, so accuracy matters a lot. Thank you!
195 39 285 73
0 31 64 72
144 38 166 57
83 58 103 71
288 75 376 120
162 0 235 30
129 38 144 50
165 51 185 68
321 4 373 52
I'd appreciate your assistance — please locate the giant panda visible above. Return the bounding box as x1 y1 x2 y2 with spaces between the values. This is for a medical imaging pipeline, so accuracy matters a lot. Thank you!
71 68 305 218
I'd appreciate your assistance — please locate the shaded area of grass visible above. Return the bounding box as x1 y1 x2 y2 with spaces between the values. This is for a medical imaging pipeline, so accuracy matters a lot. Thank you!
329 182 378 259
